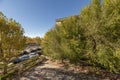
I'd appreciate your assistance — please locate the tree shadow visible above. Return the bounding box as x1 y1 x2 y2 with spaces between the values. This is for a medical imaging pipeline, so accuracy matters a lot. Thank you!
19 67 103 80
10 58 120 80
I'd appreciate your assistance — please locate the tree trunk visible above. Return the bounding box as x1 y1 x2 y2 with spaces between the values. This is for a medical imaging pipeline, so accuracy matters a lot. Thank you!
3 65 7 74
90 35 97 53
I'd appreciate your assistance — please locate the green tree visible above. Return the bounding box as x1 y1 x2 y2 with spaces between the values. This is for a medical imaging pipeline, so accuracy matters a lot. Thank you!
0 12 26 74
42 0 120 72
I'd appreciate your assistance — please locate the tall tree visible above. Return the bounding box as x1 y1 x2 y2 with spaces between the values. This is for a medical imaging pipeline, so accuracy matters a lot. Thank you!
0 12 26 74
42 0 120 72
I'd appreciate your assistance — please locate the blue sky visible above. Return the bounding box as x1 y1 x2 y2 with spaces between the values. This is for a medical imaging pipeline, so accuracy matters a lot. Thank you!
0 0 90 37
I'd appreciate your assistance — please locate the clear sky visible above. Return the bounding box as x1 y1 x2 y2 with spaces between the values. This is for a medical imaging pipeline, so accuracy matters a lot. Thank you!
0 0 90 38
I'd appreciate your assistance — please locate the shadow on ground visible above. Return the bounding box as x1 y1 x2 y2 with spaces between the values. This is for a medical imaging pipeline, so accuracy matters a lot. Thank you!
21 67 103 80
11 58 120 80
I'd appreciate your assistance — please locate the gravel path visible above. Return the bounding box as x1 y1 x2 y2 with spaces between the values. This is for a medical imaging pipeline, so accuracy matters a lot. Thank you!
11 58 120 80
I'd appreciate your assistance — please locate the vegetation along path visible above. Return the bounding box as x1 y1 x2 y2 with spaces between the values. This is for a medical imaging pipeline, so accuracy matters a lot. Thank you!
10 56 120 80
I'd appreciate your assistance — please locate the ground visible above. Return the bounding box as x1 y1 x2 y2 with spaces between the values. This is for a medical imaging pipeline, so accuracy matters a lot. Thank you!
11 57 120 80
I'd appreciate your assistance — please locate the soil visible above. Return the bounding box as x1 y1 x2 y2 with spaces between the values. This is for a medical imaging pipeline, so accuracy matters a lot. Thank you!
11 56 120 80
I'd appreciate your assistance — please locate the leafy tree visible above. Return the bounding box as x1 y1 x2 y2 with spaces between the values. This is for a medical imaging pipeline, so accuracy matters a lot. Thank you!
26 36 41 45
42 0 120 72
0 12 26 74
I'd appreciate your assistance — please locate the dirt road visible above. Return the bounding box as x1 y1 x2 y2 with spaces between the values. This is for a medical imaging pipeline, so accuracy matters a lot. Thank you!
11 57 120 80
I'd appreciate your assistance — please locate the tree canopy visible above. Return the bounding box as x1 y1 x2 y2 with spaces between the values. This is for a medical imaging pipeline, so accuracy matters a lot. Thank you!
42 0 120 73
0 12 26 74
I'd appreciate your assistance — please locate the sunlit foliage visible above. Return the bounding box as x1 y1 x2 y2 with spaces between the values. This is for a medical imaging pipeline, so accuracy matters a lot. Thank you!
42 0 120 73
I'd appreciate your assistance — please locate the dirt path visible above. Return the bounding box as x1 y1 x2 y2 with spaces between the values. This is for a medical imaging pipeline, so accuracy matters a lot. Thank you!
11 57 120 80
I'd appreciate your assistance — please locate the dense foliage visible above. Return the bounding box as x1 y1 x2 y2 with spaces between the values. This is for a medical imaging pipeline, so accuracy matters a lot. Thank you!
26 36 41 45
0 12 26 74
42 0 120 73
